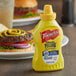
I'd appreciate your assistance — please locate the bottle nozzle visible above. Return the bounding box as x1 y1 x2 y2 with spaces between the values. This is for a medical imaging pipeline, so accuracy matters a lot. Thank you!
40 4 56 20
44 5 53 14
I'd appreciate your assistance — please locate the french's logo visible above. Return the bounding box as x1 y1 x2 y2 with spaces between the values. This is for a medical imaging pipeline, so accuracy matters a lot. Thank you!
41 29 59 43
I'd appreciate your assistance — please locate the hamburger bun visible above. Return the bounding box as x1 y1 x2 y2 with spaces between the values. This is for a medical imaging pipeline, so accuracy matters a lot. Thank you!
0 45 33 52
15 0 38 8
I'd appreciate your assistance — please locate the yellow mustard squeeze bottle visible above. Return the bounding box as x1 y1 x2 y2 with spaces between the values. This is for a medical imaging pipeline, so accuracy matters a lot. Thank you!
32 5 64 71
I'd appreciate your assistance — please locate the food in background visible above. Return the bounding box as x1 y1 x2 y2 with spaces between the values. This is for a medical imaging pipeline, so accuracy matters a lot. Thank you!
0 29 33 52
14 0 39 19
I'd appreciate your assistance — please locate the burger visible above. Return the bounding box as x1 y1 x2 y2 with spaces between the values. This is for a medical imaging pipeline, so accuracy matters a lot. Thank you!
0 29 33 52
14 0 39 18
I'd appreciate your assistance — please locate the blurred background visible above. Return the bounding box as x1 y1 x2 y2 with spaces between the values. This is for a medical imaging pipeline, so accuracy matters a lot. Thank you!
38 0 63 24
37 0 74 25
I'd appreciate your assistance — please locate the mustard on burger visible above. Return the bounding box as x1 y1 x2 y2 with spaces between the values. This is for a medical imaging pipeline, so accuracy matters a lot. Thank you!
0 29 33 52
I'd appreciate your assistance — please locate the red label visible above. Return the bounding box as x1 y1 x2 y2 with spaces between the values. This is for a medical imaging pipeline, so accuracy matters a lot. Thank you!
41 29 59 43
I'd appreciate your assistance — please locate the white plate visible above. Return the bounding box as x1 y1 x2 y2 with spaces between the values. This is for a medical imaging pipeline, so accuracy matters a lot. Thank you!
13 9 43 26
0 35 69 60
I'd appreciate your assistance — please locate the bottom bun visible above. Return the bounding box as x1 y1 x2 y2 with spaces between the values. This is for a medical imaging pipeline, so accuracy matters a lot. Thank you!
0 45 33 52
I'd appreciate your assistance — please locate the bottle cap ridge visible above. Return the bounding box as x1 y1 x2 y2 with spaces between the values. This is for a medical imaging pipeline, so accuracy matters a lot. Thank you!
40 5 56 20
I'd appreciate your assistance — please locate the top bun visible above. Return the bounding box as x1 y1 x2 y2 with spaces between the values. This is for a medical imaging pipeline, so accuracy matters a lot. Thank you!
15 0 38 8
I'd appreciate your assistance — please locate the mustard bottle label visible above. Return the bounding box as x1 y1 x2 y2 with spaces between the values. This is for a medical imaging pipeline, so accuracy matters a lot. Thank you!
41 29 60 64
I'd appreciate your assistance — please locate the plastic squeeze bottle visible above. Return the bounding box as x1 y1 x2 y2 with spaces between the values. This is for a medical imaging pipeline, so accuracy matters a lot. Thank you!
32 5 64 71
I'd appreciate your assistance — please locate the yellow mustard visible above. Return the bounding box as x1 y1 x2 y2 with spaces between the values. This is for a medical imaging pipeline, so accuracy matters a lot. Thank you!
0 29 26 37
32 5 64 71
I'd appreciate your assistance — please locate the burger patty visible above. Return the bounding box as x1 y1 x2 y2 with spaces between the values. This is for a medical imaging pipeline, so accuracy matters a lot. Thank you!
14 6 37 13
0 30 33 43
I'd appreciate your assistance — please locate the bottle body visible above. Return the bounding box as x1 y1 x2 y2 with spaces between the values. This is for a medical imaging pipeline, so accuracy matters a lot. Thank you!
32 20 64 71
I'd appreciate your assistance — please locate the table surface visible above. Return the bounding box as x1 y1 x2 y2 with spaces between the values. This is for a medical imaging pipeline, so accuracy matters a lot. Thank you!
0 24 76 76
